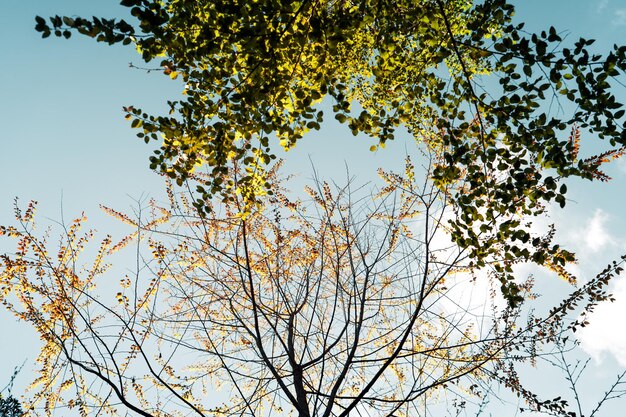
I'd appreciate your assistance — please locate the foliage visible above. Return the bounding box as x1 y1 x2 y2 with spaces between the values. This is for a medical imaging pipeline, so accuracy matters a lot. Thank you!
18 1 626 414
1 365 24 417
0 396 22 417
34 0 626 302
1 161 624 417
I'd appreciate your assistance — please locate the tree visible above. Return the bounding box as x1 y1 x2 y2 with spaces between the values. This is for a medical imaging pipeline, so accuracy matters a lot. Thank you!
34 0 626 302
1 160 623 417
11 1 626 414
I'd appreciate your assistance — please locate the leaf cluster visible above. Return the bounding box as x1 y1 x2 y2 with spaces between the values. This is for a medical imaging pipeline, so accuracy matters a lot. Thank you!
33 1 626 305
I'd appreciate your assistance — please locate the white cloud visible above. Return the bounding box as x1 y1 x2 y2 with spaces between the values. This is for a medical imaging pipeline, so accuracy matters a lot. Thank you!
578 278 626 366
597 0 626 26
576 209 615 253
567 209 626 365
417 201 624 363
613 9 626 26
404 207 506 333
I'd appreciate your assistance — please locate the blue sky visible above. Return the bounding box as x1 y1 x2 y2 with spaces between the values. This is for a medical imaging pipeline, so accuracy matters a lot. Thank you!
2 0 626 415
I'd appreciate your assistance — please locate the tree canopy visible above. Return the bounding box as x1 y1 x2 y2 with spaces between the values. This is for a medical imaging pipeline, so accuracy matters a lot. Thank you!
2 165 624 417
34 0 626 303
3 2 625 416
